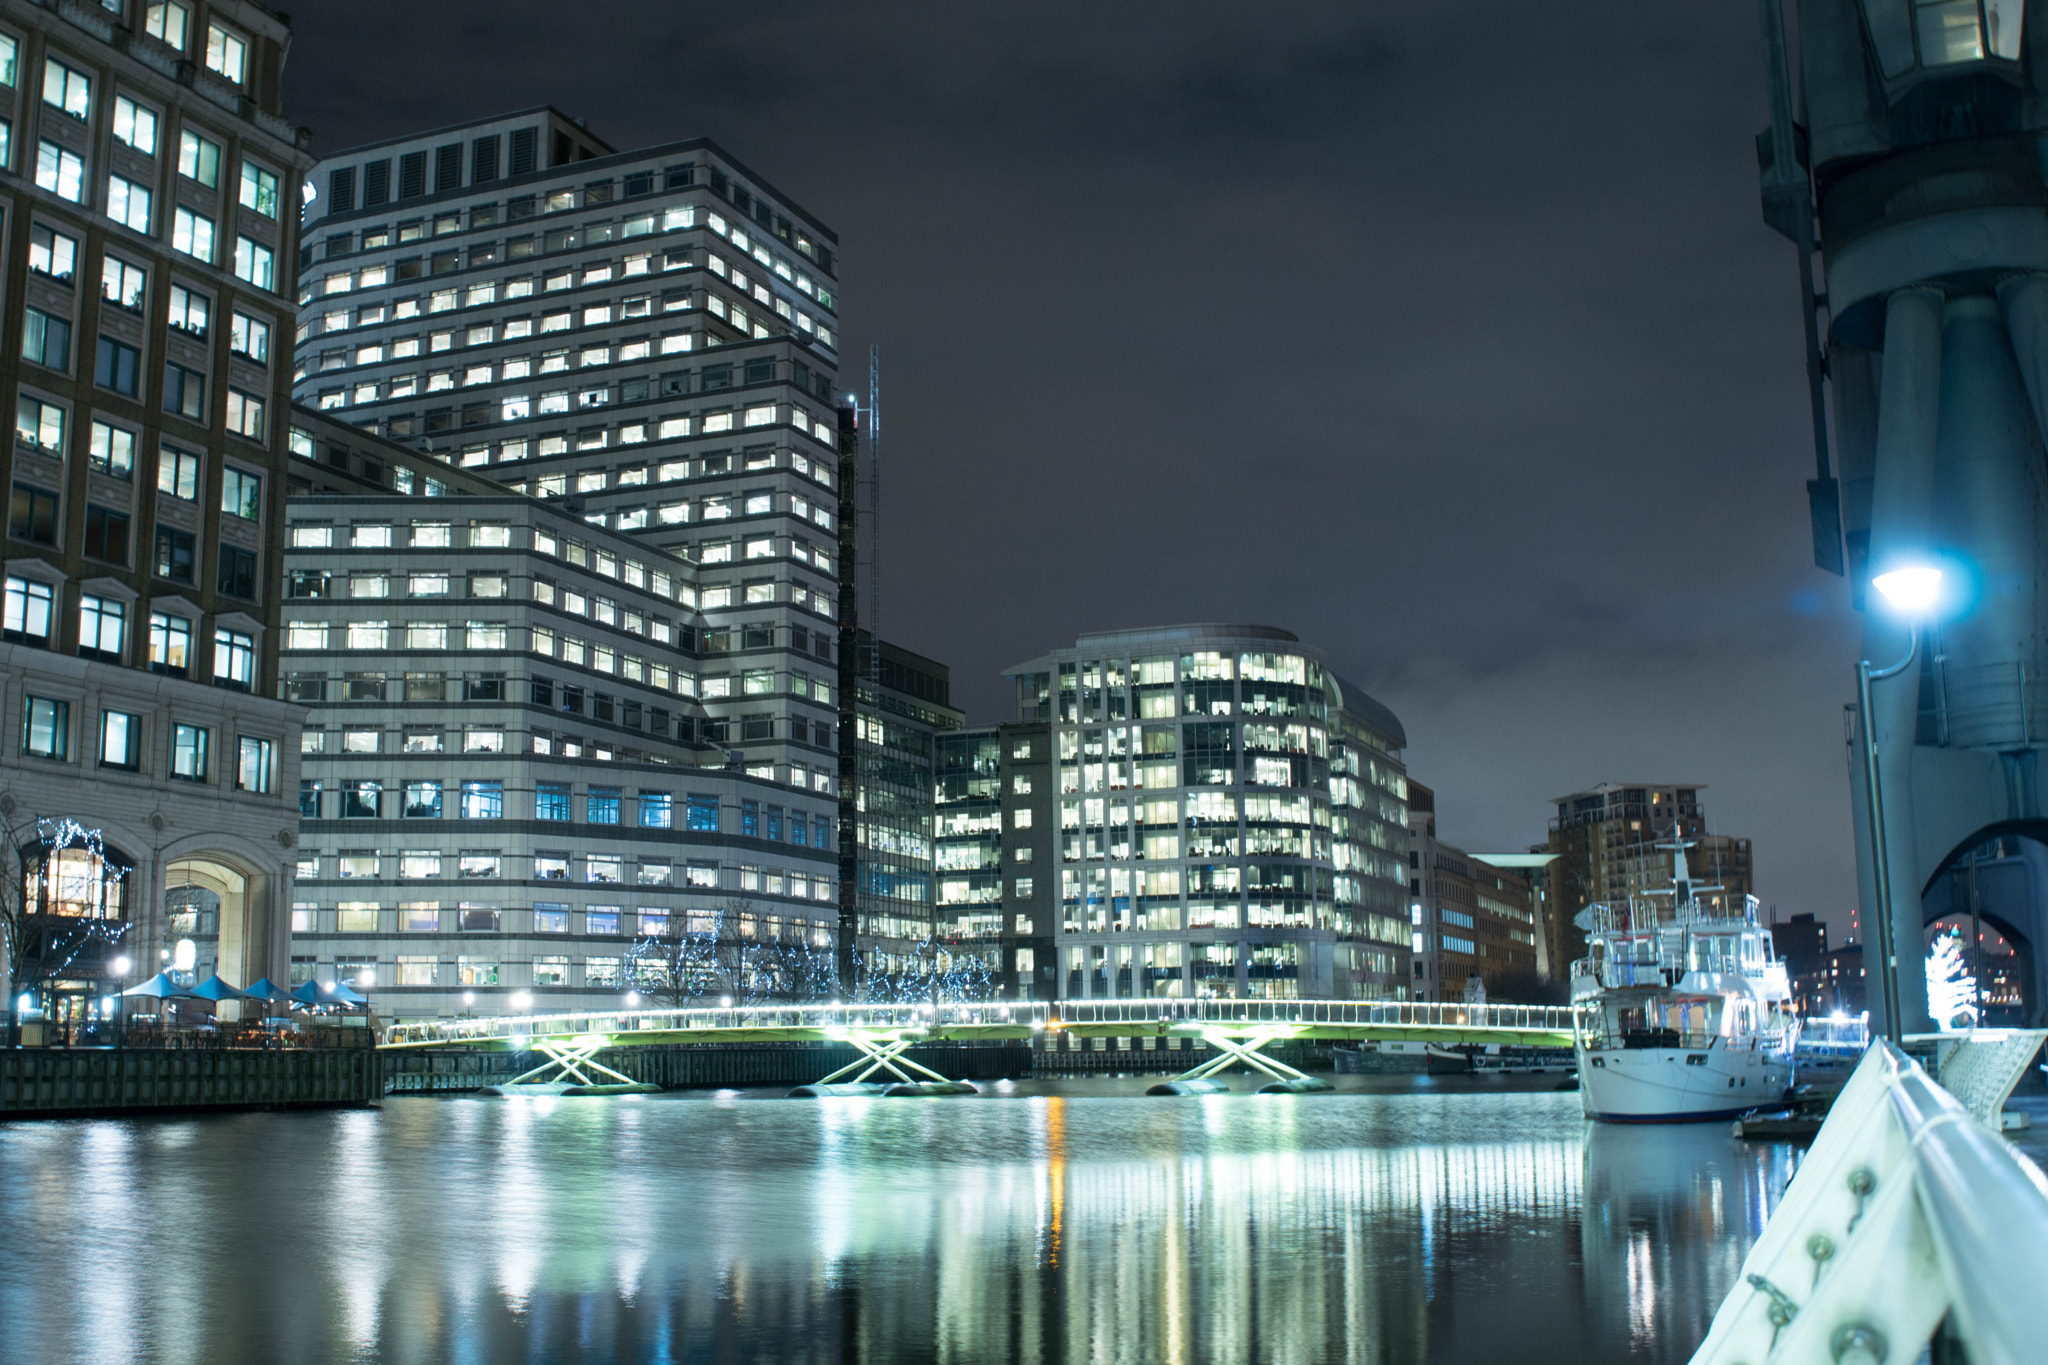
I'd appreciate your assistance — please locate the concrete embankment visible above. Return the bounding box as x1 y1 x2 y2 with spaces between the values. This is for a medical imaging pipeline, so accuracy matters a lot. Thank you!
0 1047 382 1119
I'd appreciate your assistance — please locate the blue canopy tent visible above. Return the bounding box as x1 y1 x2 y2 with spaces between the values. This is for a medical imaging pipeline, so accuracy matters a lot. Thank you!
289 978 367 1010
243 978 291 1002
188 974 249 1002
121 971 201 1031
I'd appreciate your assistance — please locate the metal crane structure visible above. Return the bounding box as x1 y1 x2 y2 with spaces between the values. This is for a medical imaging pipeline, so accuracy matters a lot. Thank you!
1754 0 2048 1034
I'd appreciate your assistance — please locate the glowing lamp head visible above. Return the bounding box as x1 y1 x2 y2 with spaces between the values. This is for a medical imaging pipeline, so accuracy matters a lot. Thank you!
356 969 376 989
173 939 196 972
510 990 533 1011
1872 565 1943 616
625 990 640 1007
720 996 733 1008
461 991 476 1007
110 955 130 977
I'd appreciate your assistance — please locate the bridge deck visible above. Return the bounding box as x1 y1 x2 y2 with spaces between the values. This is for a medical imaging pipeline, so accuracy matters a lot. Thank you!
378 999 1580 1053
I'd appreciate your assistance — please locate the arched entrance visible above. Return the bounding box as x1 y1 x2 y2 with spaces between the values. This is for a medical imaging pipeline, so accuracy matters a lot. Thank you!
164 858 249 1021
1920 828 2048 1027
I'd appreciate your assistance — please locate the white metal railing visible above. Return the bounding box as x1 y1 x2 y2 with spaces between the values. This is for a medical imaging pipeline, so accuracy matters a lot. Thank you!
1690 1036 2048 1365
379 997 1582 1048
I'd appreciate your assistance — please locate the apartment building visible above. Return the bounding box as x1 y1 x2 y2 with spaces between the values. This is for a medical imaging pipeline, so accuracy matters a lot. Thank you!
0 0 310 1023
1546 783 1754 970
994 624 1411 1001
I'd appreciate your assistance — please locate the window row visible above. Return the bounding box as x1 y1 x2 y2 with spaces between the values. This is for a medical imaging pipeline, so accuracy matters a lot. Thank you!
3 575 260 683
17 690 272 790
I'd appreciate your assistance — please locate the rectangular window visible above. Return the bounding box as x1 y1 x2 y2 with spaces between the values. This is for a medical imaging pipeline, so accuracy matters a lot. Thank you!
113 96 158 155
236 735 273 792
149 611 191 674
158 445 201 499
639 792 673 828
455 956 498 984
587 788 621 825
16 396 64 454
83 505 128 564
213 628 253 689
146 3 191 48
460 780 504 819
230 310 270 363
536 783 570 821
397 957 437 986
403 905 440 932
204 23 247 83
167 284 209 336
3 577 54 644
404 781 442 818
106 175 152 233
8 483 58 545
23 308 71 371
686 794 719 832
216 546 257 599
22 696 67 759
219 467 262 523
172 206 215 262
224 389 264 441
238 160 278 218
171 722 208 781
233 236 275 291
29 225 78 281
163 363 204 420
103 257 148 311
341 780 381 818
35 142 85 203
99 709 138 768
78 595 124 658
41 60 91 120
177 129 219 188
94 337 139 395
88 422 135 479
152 525 194 583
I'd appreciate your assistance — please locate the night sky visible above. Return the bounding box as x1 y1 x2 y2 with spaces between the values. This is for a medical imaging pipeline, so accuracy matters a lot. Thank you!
283 3 1860 934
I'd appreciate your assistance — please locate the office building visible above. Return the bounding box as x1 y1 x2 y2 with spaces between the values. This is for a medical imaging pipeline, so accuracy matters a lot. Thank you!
1545 783 1753 972
293 106 845 846
999 624 1411 1000
851 635 963 983
281 447 840 1018
1771 911 1829 1015
0 1 309 1022
1404 782 1539 1001
934 719 1054 999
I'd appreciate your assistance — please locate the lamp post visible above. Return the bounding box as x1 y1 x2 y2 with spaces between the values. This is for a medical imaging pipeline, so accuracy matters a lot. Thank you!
1859 564 1943 1045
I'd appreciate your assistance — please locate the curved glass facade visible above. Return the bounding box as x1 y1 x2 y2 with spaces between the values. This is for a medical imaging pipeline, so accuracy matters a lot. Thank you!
989 625 1410 1001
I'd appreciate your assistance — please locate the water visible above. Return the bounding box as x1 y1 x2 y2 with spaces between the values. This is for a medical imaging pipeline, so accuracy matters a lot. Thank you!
0 1077 1799 1364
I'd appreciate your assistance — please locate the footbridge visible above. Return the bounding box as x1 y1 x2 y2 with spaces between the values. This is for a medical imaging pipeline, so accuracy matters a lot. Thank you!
377 998 1581 1096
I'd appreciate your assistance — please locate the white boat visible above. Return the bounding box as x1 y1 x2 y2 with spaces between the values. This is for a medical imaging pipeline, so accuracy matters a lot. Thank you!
1571 842 1797 1123
1791 1012 1870 1095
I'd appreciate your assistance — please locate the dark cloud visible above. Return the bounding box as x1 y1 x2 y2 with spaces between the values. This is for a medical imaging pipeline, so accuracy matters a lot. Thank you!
284 2 1860 931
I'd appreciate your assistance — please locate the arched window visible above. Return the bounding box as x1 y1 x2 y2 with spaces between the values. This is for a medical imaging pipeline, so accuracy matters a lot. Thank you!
22 837 133 921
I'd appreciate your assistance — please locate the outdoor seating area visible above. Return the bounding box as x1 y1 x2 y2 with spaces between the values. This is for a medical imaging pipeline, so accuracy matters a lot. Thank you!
9 975 379 1050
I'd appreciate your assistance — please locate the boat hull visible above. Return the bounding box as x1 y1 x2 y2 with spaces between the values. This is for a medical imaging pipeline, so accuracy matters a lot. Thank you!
1577 1042 1790 1124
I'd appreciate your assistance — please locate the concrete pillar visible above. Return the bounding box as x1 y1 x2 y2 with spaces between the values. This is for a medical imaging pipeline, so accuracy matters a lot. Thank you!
1860 286 1944 1037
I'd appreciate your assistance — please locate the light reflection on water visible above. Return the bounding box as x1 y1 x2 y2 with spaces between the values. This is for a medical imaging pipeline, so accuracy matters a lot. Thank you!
0 1084 1797 1365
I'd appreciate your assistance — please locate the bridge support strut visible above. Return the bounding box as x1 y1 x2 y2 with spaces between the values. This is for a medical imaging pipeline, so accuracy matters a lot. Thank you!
509 1036 637 1089
1149 1026 1334 1095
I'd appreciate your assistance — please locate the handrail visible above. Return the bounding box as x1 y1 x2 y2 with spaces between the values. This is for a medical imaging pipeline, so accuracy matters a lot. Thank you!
1690 1038 2048 1365
378 997 1583 1048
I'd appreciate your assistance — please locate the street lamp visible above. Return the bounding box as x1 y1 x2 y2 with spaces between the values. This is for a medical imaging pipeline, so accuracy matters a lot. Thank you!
1860 563 1944 1044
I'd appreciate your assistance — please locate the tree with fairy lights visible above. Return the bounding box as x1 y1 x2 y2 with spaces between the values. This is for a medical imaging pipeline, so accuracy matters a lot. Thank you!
3 818 130 1027
1925 929 1980 1032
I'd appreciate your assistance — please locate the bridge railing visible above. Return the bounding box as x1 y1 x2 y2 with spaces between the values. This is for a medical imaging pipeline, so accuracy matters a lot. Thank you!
381 997 1581 1048
380 1000 1054 1047
1051 998 1579 1032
